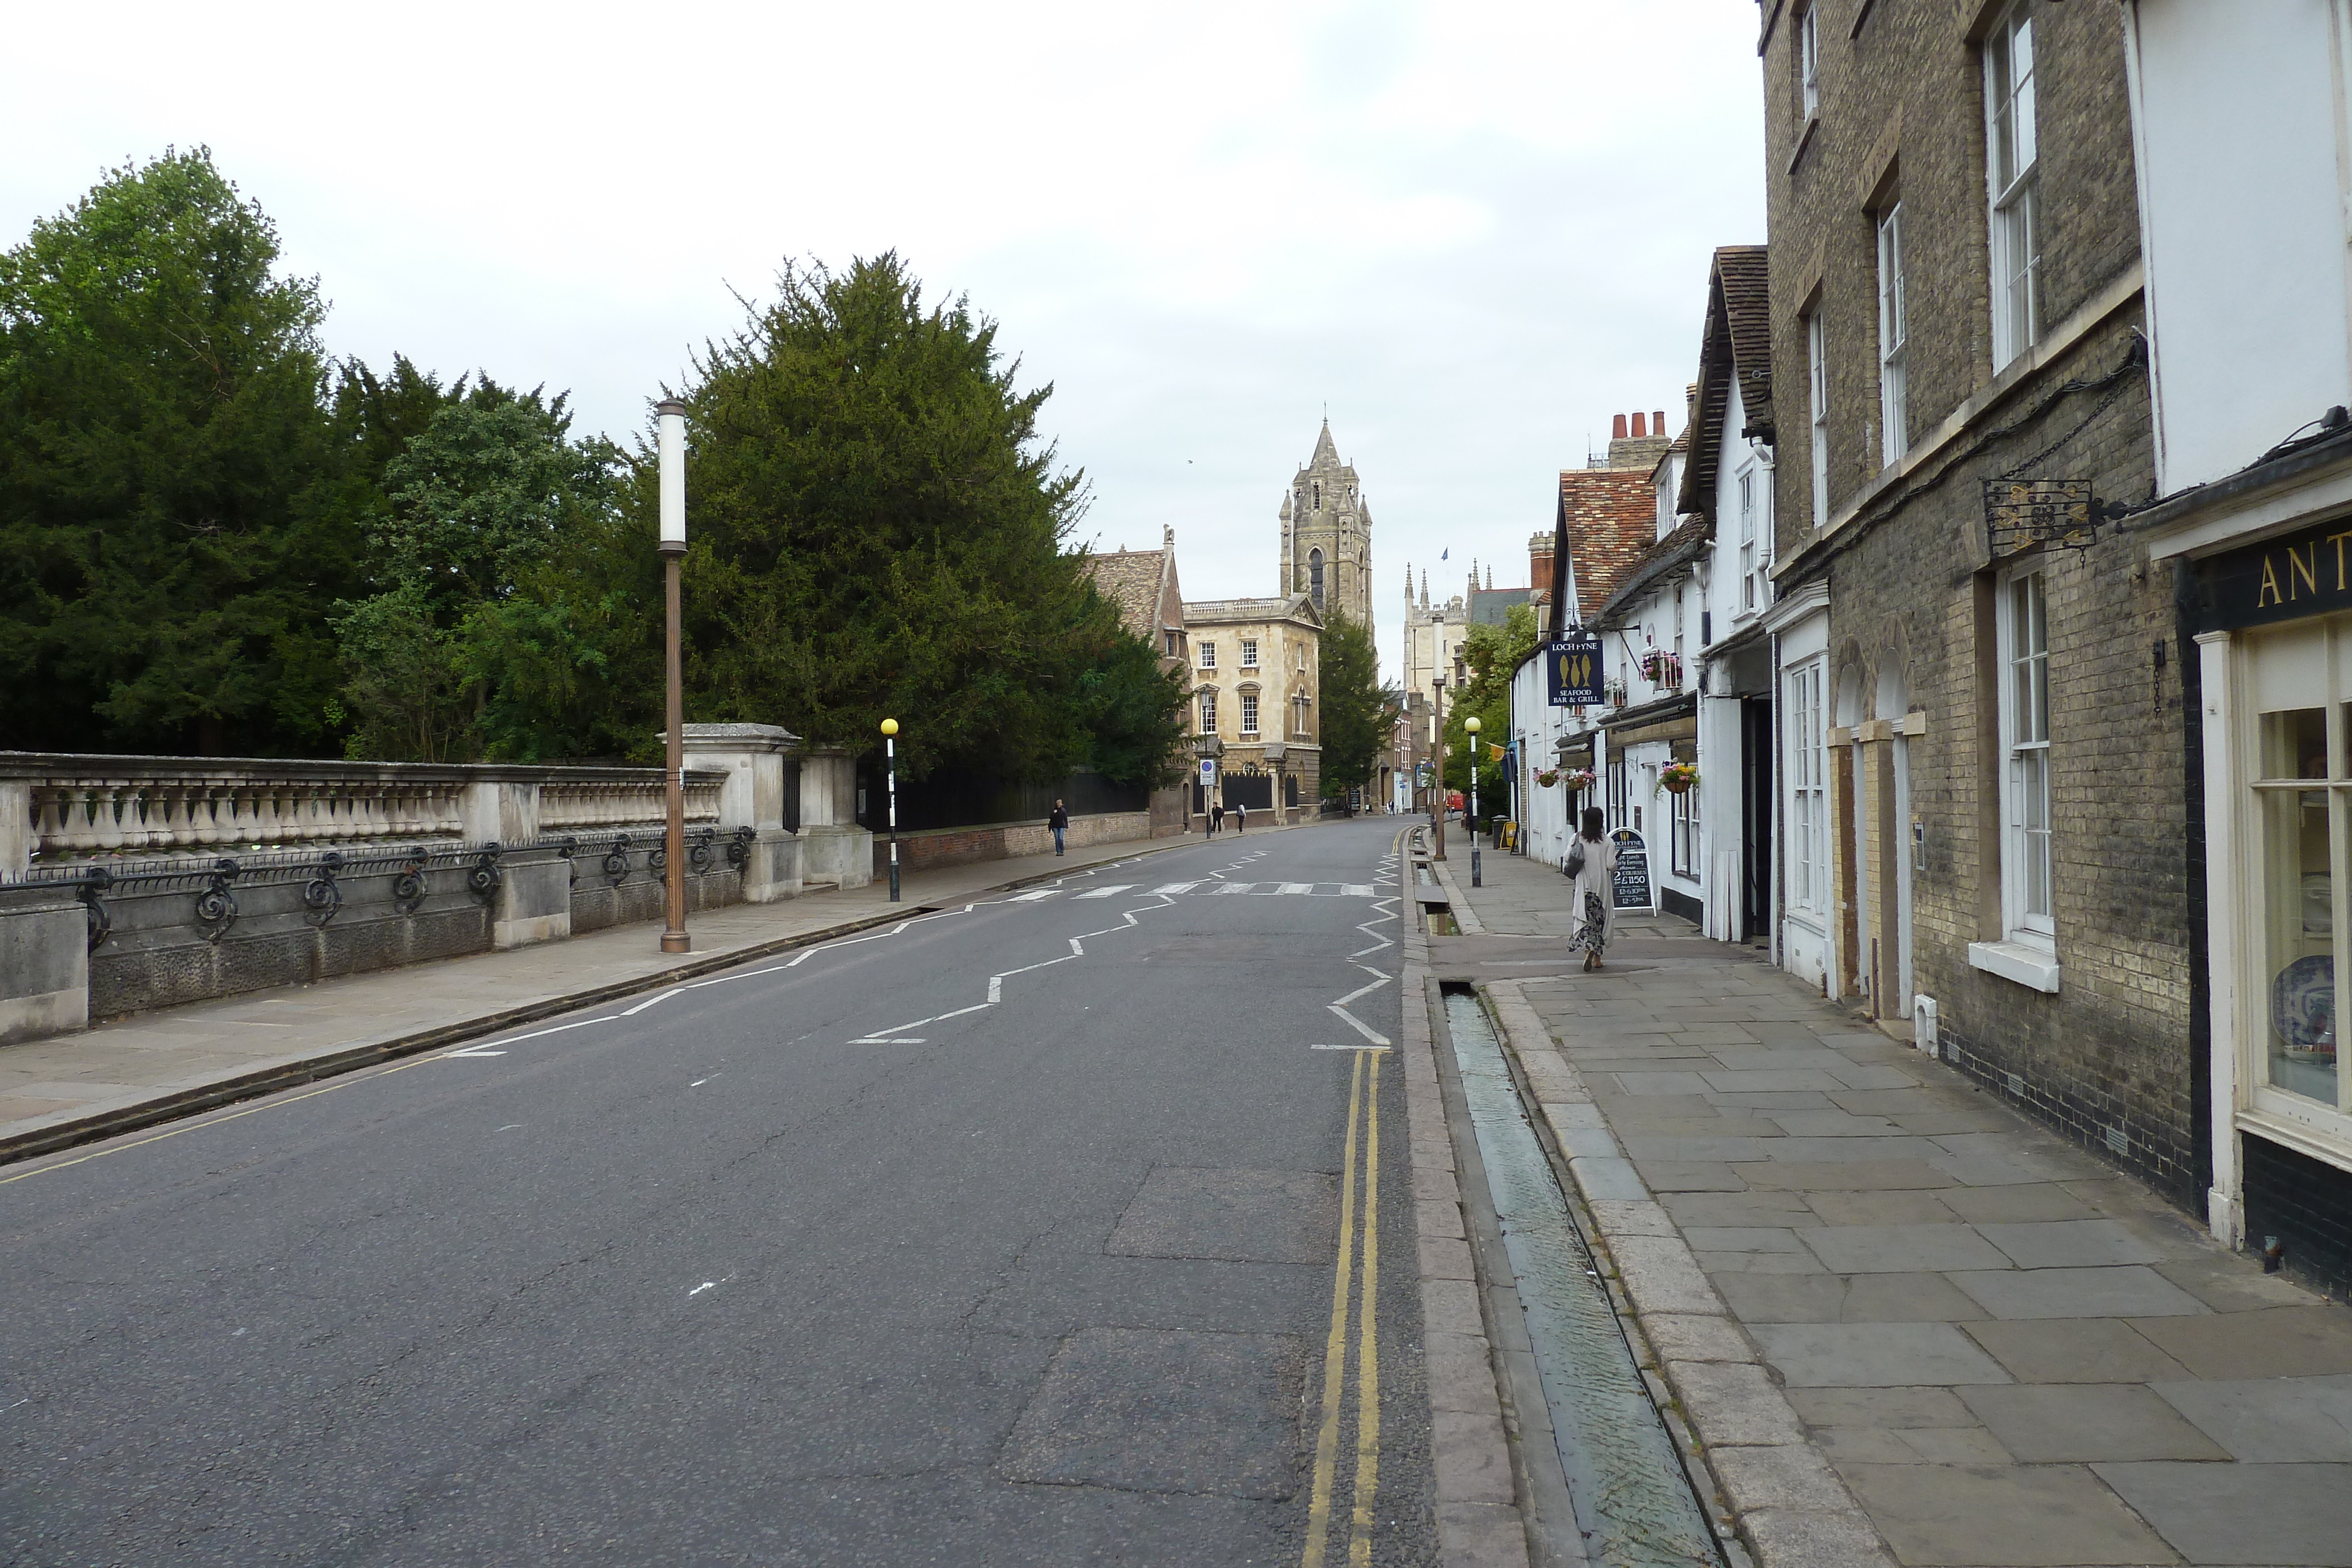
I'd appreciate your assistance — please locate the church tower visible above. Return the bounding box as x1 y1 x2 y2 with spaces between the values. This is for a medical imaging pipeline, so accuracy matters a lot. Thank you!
1277 420 1374 640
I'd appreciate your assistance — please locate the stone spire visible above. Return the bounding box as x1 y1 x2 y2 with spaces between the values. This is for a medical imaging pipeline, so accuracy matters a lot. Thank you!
1312 419 1338 464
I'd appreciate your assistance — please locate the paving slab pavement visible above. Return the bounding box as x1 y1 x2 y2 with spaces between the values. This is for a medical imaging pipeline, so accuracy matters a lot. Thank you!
1445 840 2352 1568
0 820 1322 1165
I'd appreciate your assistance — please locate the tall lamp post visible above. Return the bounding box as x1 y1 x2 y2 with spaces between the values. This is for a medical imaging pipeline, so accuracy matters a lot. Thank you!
656 398 691 955
1466 714 1482 888
881 718 901 902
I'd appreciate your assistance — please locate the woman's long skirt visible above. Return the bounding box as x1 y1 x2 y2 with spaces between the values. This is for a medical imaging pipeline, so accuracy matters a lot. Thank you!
1574 890 1608 955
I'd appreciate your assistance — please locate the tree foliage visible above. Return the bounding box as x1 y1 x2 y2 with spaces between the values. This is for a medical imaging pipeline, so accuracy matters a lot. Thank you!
676 253 1184 785
1443 603 1539 815
1317 608 1400 797
0 147 359 754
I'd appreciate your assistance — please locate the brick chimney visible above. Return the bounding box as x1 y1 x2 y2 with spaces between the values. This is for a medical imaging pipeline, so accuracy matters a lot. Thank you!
1529 532 1553 591
1653 409 1667 436
1612 413 1629 439
1631 412 1648 438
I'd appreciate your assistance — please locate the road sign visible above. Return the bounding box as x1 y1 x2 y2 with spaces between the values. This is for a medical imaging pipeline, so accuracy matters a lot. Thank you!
1199 758 1215 785
1548 631 1602 707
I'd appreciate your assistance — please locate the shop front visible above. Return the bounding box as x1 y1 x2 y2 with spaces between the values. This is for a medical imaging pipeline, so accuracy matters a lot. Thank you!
2157 443 2352 1291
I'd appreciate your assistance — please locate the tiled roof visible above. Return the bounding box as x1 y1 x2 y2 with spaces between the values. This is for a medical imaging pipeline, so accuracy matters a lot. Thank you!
1082 549 1171 640
1549 469 1658 626
1678 245 1773 521
1592 513 1714 630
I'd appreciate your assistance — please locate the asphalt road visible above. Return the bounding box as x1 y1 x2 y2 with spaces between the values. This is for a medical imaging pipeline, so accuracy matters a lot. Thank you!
1 817 1430 1567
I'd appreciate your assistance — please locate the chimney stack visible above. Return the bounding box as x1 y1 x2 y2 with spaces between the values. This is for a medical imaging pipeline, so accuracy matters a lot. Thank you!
1529 532 1555 594
1631 412 1648 439
1612 413 1629 439
1653 409 1667 436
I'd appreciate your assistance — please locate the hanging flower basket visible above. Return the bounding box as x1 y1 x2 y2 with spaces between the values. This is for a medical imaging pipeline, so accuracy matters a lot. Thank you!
1603 677 1628 708
1561 767 1596 791
1660 761 1699 795
1535 769 1561 789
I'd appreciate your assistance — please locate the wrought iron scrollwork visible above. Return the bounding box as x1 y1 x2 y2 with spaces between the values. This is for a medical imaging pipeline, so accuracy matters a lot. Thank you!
81 865 112 951
603 834 632 885
303 850 345 928
195 857 240 944
649 842 667 874
393 848 430 915
557 835 578 888
689 825 716 875
726 826 755 870
467 844 503 904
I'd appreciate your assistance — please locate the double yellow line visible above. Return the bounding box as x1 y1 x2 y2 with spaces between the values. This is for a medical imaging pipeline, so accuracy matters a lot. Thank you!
1302 1047 1382 1567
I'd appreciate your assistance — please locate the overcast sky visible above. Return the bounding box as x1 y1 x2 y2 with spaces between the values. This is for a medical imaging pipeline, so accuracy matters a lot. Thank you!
7 1 1765 683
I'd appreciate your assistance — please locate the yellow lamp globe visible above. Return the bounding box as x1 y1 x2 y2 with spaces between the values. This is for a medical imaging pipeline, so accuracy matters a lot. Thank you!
880 718 900 737
1465 716 1481 734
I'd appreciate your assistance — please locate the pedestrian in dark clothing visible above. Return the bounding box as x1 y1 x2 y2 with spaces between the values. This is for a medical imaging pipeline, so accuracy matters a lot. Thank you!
1049 799 1069 855
1234 803 1247 834
1211 803 1224 835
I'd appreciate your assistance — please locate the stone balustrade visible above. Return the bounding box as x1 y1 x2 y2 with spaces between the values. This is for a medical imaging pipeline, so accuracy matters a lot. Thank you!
0 754 724 877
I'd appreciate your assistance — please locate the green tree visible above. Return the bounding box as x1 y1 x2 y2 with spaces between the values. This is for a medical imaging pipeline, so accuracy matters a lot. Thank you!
1443 603 1539 820
1318 608 1401 799
0 148 360 754
333 383 634 761
676 253 1177 786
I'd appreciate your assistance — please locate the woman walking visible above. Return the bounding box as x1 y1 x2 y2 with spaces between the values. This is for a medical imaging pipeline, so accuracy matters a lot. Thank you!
1565 807 1616 971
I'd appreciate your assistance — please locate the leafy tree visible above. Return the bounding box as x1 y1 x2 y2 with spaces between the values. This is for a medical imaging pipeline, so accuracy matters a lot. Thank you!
0 148 360 754
333 383 633 761
676 253 1176 785
1066 601 1191 788
1318 608 1401 798
1443 603 1539 820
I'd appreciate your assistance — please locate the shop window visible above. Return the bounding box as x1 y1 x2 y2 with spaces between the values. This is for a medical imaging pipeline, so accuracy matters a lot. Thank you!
2254 705 2338 1109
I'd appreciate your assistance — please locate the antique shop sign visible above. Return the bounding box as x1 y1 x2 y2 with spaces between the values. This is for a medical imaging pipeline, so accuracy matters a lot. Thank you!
2196 514 2352 631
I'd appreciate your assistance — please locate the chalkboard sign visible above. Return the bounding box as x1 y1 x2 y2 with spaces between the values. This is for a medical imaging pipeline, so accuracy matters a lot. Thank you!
1610 828 1653 911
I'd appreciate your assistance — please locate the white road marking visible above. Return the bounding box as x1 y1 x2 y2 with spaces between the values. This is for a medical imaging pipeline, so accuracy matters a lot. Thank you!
847 1037 927 1044
1208 882 1258 895
496 1124 523 1131
445 1047 506 1058
1072 885 1134 900
1310 1042 1390 1051
1069 937 1085 955
1150 881 1201 894
1276 882 1315 895
1007 889 1057 902
623 987 684 1017
1332 975 1392 1007
1338 884 1377 897
689 1281 720 1296
459 1015 616 1052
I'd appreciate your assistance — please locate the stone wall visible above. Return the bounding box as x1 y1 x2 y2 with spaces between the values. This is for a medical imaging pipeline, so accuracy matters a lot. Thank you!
872 811 1158 877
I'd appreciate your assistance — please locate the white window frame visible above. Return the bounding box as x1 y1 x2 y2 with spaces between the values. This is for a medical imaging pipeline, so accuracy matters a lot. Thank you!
1671 767 1702 878
1807 312 1830 529
1737 464 1760 614
1786 657 1826 914
1985 1 2041 369
1241 638 1259 668
1198 688 1217 733
1798 4 1820 122
1997 567 2055 945
1200 641 1217 670
1877 203 1909 466
1240 691 1260 735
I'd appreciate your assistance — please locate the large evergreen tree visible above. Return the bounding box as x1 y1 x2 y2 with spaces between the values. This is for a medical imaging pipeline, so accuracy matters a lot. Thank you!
1317 608 1400 799
0 148 360 754
676 253 1181 785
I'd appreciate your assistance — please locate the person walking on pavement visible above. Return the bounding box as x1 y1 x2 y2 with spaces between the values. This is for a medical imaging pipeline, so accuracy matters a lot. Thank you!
1210 802 1224 836
1565 805 1616 971
1234 801 1247 834
1049 798 1069 855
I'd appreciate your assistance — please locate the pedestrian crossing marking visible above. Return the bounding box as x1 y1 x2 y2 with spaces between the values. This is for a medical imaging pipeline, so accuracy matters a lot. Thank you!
1013 881 1381 903
1277 882 1315 895
1007 889 1058 901
1150 881 1201 894
1072 885 1134 899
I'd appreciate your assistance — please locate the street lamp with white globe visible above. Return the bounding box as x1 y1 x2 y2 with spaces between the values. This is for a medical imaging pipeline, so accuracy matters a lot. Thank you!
1465 714 1483 888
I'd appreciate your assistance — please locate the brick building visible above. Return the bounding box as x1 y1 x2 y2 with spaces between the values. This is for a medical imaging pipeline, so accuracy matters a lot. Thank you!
1081 526 1195 834
1758 2 2185 1198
